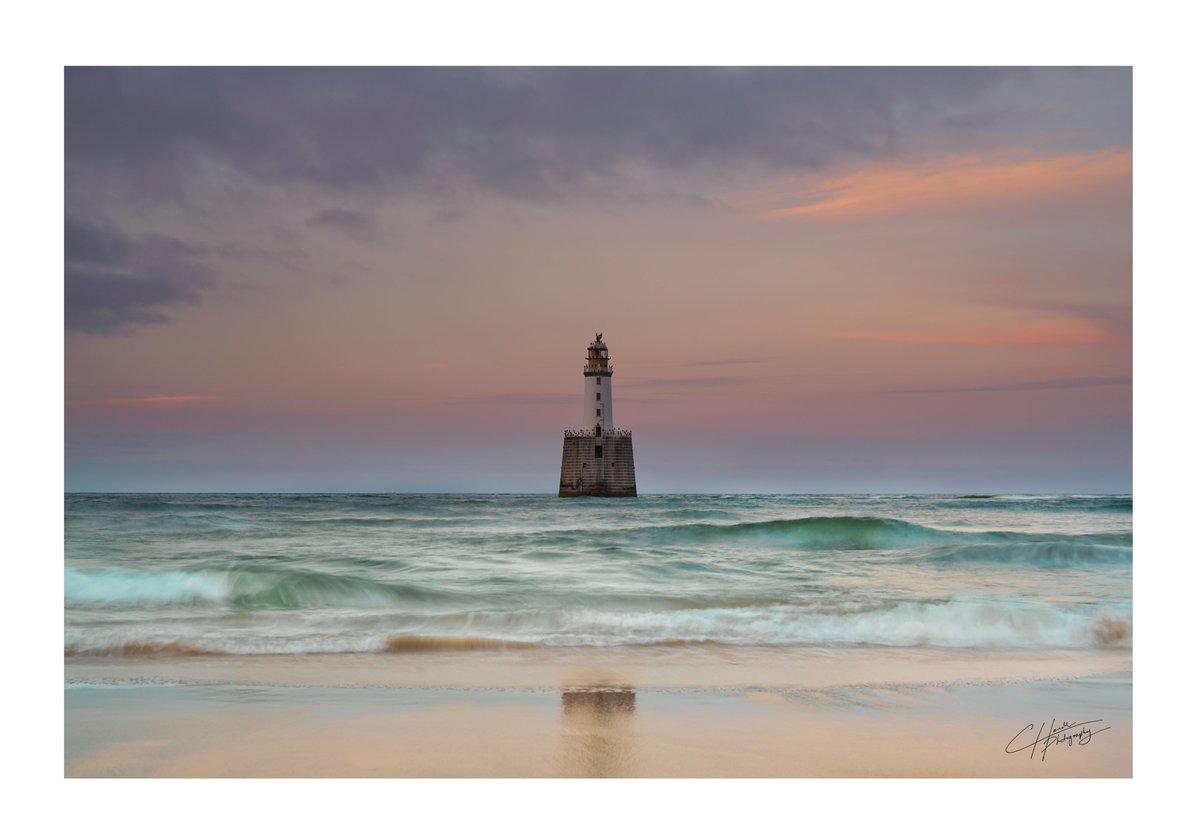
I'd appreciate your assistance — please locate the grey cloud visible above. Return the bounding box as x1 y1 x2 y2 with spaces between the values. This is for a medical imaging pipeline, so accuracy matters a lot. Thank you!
308 207 373 228
677 357 769 367
892 377 1131 395
307 207 379 242
452 393 577 405
451 391 670 406
65 215 131 264
625 376 750 389
65 216 213 334
429 208 466 225
65 67 1131 208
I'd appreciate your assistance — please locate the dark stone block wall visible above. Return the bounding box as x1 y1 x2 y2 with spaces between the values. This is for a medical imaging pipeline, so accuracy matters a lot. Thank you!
559 435 637 497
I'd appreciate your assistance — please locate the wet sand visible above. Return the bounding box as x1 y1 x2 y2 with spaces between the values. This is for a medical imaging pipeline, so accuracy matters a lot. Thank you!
65 645 1131 777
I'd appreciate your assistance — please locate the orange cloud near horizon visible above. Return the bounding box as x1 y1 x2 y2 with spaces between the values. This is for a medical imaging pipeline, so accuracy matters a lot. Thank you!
748 148 1130 223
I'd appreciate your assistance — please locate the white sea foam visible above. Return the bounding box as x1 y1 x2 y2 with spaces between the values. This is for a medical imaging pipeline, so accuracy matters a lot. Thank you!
403 600 1132 649
63 597 1131 654
65 567 228 605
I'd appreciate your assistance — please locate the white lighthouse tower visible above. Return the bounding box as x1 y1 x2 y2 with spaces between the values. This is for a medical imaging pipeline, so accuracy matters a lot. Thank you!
583 333 615 434
559 333 637 497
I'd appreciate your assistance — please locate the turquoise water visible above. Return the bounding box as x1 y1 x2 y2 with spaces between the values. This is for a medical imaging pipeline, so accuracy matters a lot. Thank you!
64 494 1132 655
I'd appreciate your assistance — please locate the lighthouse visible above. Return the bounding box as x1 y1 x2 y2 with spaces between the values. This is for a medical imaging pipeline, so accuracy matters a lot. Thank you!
558 333 638 497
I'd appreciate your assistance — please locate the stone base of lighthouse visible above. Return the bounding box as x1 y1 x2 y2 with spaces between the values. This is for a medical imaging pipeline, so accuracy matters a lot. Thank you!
558 433 637 497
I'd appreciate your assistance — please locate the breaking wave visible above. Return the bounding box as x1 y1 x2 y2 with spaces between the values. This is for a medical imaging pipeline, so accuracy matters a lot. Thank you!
63 599 1131 655
923 541 1132 567
379 600 1133 649
65 566 456 609
620 516 1131 553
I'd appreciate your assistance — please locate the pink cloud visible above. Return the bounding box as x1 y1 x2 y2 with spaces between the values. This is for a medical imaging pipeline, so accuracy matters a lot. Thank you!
833 319 1120 348
69 395 224 407
737 148 1130 223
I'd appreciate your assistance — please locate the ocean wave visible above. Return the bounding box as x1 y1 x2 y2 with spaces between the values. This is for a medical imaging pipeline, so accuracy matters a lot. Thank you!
290 516 498 529
64 635 539 657
940 494 1132 512
66 567 227 605
63 599 1132 655
65 495 1132 662
923 541 1132 567
449 598 1134 649
616 516 1131 552
432 600 1132 649
65 566 457 609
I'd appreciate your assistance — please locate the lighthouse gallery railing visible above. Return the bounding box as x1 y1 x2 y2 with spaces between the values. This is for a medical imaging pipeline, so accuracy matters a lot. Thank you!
564 428 632 438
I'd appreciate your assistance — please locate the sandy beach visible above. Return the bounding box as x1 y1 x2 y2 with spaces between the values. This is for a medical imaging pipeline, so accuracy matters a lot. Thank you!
65 645 1131 777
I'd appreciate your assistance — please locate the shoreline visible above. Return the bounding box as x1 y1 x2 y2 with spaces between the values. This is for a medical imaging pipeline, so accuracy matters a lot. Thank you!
64 643 1132 690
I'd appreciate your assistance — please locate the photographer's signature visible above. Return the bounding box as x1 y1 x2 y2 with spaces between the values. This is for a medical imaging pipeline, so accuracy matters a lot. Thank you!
1006 718 1111 761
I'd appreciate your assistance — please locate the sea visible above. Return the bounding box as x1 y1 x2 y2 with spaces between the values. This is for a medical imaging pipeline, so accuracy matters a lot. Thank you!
64 493 1132 657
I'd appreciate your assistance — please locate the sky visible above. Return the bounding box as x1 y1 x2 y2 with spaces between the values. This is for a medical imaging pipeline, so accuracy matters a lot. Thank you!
64 67 1131 492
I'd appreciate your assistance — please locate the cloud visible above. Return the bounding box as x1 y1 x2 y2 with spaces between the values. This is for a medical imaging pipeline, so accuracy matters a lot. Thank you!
65 67 1130 208
65 216 213 334
429 208 466 225
835 319 1120 347
62 69 1130 337
306 207 379 241
69 395 224 407
677 357 770 367
891 377 1130 395
748 148 1130 223
451 393 577 405
624 376 751 389
1002 299 1132 341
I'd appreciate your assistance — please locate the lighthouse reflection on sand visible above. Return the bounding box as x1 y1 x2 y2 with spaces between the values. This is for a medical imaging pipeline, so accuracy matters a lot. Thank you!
560 686 637 777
